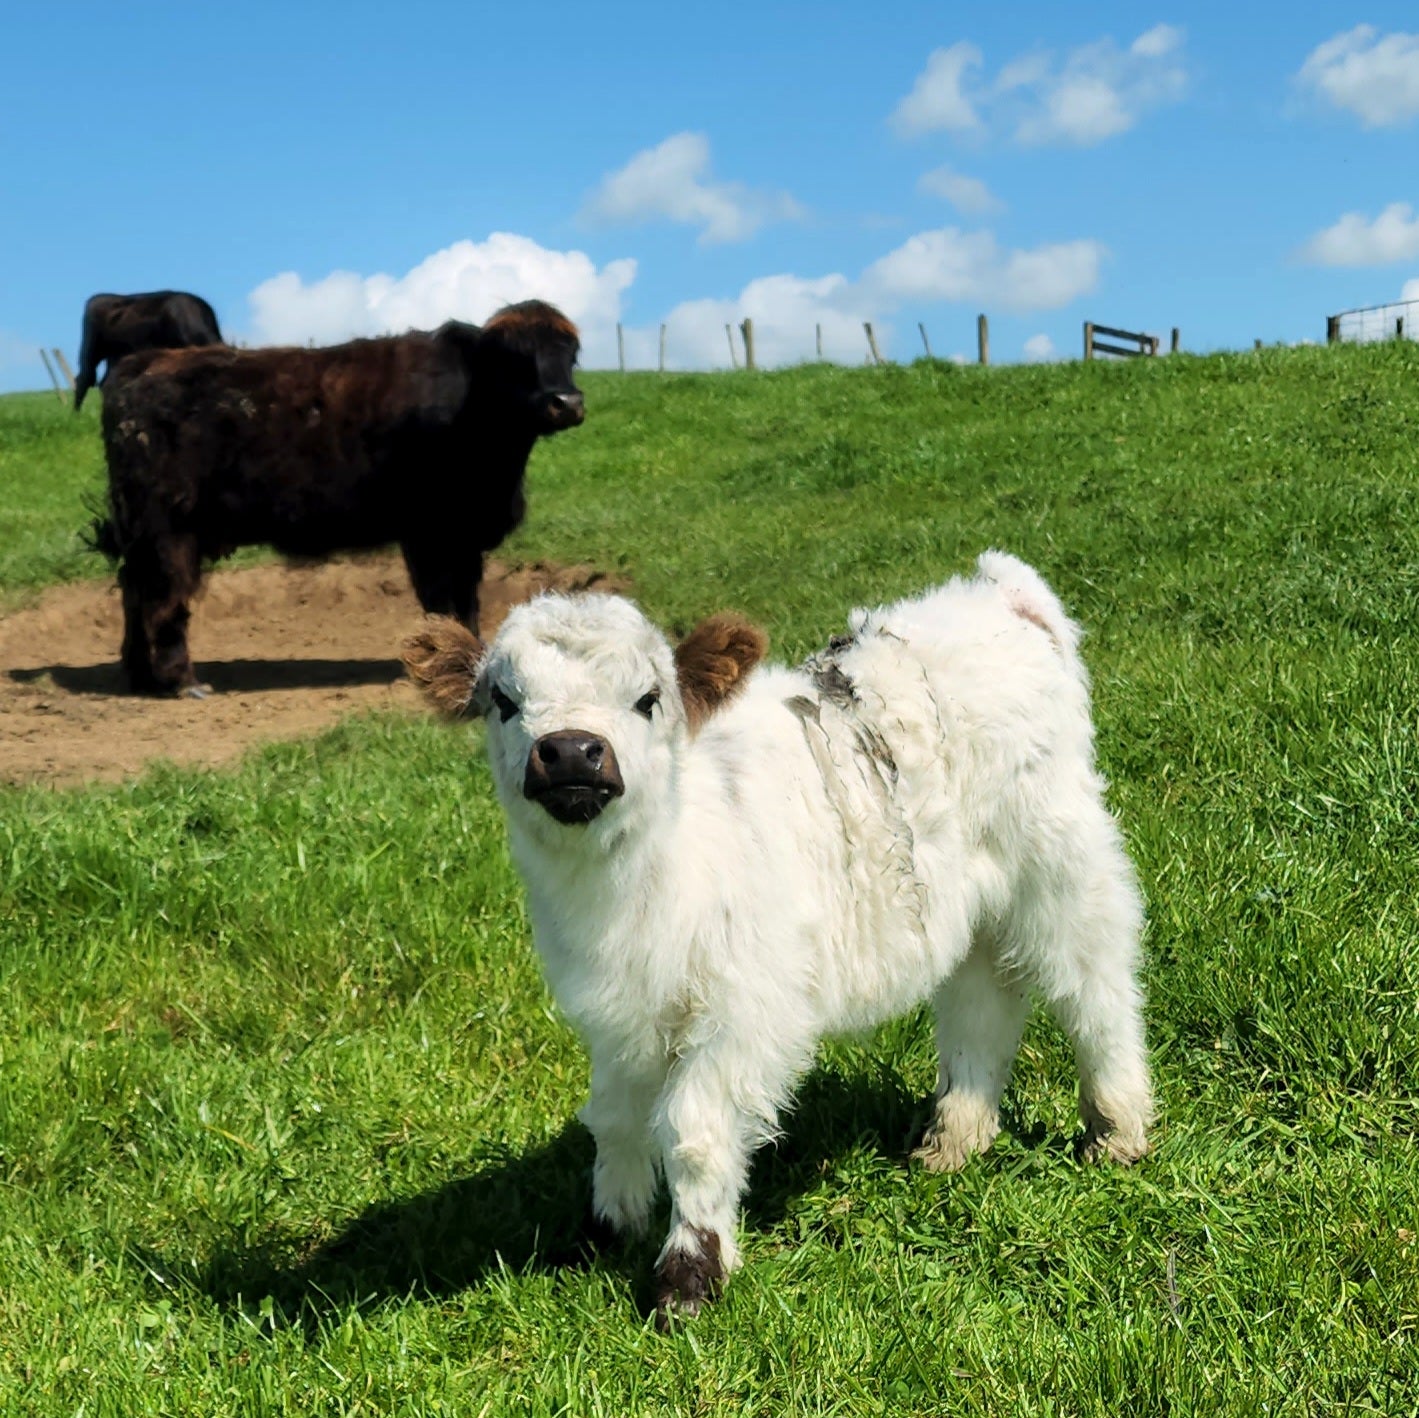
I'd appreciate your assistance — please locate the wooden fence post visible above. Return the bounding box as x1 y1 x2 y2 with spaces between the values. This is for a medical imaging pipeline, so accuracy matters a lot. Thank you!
815 323 823 360
1083 322 1094 361
1326 314 1340 344
977 313 989 366
1170 327 1180 354
51 349 77 389
1254 339 1263 351
1397 317 1406 340
863 322 883 365
658 323 667 372
725 324 739 369
38 349 65 401
1149 334 1160 356
740 318 756 371
616 323 625 372
918 322 932 358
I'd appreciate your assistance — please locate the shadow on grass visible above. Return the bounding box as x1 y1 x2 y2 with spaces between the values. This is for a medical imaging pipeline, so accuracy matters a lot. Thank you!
10 657 401 695
172 1066 938 1330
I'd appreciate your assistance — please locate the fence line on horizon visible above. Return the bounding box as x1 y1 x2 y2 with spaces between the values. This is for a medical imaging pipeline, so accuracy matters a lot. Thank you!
60 304 1418 389
613 313 1008 372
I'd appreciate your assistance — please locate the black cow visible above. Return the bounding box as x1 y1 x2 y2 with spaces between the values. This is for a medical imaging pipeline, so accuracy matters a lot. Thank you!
74 290 224 411
96 300 584 696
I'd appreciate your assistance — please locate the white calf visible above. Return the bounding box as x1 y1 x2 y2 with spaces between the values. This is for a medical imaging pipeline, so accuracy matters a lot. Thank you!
403 551 1152 1324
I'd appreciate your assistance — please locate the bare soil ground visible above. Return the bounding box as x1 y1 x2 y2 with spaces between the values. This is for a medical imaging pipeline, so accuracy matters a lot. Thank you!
0 554 618 787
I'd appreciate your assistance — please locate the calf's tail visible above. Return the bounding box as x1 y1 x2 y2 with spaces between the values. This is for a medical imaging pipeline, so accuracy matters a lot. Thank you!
975 549 1082 659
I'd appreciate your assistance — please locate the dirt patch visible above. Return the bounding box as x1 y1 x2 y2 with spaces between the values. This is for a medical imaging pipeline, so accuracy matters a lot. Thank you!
0 554 619 787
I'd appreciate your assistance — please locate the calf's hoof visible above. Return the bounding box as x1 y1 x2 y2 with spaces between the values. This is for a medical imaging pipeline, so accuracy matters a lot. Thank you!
912 1094 1000 1173
1078 1098 1151 1166
180 682 214 700
1077 1124 1149 1166
653 1226 724 1332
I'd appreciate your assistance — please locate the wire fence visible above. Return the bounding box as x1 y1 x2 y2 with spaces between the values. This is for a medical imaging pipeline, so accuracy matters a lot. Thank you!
1328 297 1419 345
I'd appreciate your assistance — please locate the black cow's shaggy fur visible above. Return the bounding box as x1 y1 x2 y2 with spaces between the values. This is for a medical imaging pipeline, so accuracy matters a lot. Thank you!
75 290 224 411
96 300 584 696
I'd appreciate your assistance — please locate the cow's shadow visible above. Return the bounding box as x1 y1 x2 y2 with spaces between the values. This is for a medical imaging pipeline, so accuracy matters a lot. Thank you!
10 657 401 696
179 1066 941 1330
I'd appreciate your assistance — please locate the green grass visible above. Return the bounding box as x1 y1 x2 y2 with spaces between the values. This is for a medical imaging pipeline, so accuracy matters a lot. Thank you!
0 392 106 603
2 348 1417 1414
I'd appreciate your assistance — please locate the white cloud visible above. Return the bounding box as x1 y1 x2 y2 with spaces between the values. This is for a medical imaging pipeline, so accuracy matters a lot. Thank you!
244 221 1105 373
620 225 1105 371
864 228 1105 310
245 232 637 366
1298 203 1419 266
1404 277 1419 301
1023 333 1058 362
580 132 805 245
1011 27 1187 145
917 166 1004 215
890 43 985 136
1131 23 1184 60
891 26 1186 147
1297 26 1419 128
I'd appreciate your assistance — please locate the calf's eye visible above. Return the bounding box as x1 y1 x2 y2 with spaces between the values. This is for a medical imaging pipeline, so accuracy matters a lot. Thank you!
634 688 660 719
489 686 519 722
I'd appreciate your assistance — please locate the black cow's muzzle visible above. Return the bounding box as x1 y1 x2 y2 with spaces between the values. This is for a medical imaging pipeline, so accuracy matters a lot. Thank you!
539 391 585 431
523 730 623 824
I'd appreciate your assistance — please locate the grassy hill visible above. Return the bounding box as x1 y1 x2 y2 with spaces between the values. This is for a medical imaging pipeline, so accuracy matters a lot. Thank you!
1 348 1416 1414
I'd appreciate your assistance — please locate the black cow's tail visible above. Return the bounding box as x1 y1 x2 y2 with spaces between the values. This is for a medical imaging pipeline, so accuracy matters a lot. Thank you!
74 326 96 412
84 499 122 561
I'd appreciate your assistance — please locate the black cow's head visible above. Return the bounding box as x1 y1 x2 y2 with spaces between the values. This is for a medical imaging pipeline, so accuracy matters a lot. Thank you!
445 300 584 435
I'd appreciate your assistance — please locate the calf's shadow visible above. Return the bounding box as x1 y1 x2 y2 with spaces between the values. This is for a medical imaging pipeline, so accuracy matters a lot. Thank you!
180 1066 940 1330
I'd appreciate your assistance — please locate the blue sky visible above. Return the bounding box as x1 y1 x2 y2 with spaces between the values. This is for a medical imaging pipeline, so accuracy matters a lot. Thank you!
3 2 1418 388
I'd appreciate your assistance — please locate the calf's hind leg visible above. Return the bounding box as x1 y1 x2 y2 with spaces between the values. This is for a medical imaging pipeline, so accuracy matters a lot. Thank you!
915 941 1031 1171
1011 847 1153 1164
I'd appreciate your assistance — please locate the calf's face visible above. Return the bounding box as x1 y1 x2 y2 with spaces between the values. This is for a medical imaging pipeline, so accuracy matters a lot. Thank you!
402 595 767 838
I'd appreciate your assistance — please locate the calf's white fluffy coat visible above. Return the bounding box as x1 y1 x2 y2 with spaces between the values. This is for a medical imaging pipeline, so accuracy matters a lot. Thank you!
404 552 1152 1323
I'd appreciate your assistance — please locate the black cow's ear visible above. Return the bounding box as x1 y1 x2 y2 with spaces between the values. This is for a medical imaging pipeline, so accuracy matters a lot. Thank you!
675 613 768 733
402 616 485 719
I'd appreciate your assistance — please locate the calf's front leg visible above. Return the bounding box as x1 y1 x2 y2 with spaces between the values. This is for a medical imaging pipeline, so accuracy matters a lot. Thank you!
651 1042 789 1327
580 1053 664 1242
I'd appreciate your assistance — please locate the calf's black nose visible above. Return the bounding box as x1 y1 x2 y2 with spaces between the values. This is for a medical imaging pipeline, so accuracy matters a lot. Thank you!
524 729 623 824
534 731 604 776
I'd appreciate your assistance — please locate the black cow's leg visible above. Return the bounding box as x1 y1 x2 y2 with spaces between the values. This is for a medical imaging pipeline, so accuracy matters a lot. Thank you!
402 538 484 633
121 535 205 696
118 559 157 693
448 549 484 633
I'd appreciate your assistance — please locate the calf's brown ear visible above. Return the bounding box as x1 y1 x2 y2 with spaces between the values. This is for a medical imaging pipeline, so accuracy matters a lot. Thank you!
401 616 485 718
675 613 768 732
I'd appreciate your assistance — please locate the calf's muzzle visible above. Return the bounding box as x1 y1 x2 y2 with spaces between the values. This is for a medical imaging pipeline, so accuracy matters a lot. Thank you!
524 730 623 824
